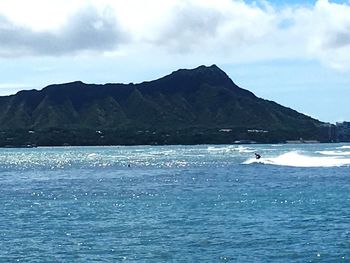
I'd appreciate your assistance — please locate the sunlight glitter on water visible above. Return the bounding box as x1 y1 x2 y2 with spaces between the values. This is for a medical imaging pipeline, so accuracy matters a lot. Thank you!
1 144 350 261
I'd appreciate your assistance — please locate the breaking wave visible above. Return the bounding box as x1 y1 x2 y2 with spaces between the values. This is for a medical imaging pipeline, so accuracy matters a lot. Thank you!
317 150 350 156
207 145 255 153
243 151 350 167
337 145 350 149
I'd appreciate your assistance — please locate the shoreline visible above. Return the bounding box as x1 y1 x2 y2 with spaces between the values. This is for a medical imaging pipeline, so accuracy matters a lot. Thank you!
2 141 348 148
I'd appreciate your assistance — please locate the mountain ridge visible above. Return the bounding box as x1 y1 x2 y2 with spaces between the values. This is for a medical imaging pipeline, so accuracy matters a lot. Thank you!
0 65 333 146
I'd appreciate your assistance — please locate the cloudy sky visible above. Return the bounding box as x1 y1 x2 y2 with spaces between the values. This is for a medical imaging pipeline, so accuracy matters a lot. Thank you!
0 0 349 122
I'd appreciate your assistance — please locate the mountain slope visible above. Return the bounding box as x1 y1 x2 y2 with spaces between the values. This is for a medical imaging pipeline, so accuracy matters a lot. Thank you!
0 65 332 146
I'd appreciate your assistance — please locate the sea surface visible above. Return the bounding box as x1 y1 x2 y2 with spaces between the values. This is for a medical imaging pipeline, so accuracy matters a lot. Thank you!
1 144 350 262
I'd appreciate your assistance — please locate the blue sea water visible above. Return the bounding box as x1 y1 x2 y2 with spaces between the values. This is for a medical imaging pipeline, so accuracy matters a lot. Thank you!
1 144 350 262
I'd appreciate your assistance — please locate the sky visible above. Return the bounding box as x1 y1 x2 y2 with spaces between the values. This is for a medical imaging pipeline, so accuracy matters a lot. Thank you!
0 0 350 123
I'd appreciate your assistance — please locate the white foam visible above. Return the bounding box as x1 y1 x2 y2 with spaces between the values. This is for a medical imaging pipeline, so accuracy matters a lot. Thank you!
237 146 255 153
243 151 350 167
207 146 228 152
317 150 350 156
207 145 254 153
337 146 350 149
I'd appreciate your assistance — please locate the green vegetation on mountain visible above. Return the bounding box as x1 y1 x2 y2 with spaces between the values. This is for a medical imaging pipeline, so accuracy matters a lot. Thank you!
0 65 333 146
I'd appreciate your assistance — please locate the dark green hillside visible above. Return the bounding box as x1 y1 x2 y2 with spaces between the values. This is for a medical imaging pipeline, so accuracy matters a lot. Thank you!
0 65 333 146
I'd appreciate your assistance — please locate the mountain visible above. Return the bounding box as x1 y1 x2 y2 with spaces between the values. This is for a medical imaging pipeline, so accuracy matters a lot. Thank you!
0 65 333 146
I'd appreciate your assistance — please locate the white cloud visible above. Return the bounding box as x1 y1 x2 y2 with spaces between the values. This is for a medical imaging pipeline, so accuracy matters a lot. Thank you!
302 0 350 70
0 0 350 70
0 0 84 31
0 5 127 57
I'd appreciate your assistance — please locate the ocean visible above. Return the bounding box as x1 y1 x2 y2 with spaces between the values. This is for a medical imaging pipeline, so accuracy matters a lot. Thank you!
1 144 350 262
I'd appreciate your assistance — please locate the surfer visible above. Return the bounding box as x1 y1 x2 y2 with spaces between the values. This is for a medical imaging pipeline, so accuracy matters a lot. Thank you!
254 153 261 160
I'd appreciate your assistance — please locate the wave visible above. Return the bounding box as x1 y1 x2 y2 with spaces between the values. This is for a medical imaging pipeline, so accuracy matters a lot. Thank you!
317 150 350 156
207 145 255 153
337 145 350 149
243 151 350 167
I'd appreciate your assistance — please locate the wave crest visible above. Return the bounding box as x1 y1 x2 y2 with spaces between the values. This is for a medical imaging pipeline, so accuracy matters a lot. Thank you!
207 145 255 153
243 151 350 167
